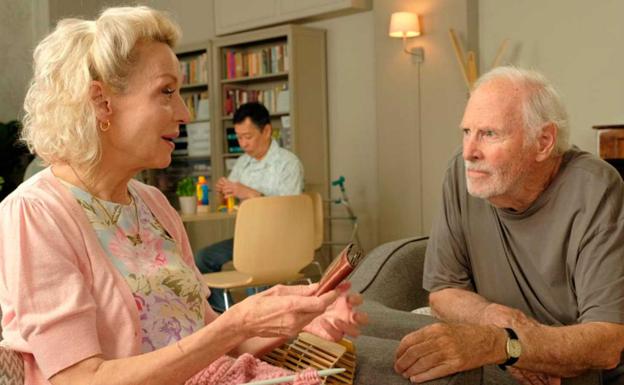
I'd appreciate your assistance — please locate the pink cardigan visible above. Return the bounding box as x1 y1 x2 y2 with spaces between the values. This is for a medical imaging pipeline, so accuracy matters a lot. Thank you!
0 168 217 384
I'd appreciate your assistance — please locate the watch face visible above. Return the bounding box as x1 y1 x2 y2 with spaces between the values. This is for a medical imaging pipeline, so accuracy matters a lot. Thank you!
507 339 522 358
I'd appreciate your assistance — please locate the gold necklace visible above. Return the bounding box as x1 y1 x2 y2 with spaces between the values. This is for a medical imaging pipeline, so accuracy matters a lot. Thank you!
69 165 143 246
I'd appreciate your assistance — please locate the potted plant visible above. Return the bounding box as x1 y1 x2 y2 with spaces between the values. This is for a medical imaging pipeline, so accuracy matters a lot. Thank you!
176 176 197 214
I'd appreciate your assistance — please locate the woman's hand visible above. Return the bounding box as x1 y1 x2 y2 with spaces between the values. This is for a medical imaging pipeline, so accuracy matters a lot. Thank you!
303 282 368 341
226 284 340 339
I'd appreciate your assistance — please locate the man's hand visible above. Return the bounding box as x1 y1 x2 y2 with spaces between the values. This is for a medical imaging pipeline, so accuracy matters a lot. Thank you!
218 178 261 200
394 323 507 383
215 177 229 194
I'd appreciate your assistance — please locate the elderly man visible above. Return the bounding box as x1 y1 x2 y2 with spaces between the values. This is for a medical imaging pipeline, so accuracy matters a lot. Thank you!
394 67 624 384
195 102 304 311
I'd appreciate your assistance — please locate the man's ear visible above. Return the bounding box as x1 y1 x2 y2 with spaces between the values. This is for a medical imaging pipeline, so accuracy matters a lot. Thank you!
535 122 557 162
89 81 113 121
263 124 272 139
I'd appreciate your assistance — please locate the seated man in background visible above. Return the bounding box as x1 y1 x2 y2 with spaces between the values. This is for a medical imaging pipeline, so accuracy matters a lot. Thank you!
394 67 624 384
195 102 304 311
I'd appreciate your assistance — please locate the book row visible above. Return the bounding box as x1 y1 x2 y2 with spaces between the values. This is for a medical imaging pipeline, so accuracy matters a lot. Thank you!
223 44 289 79
223 86 289 116
180 52 209 85
183 92 210 121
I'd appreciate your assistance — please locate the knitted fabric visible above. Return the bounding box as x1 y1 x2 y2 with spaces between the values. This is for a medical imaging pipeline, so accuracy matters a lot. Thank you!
185 353 320 385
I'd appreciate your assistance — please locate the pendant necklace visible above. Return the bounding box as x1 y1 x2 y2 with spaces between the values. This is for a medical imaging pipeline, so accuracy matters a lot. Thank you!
69 165 143 246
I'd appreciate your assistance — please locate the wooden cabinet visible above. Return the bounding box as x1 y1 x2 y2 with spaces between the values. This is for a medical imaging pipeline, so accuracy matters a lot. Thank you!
593 124 624 179
211 25 329 198
214 0 370 36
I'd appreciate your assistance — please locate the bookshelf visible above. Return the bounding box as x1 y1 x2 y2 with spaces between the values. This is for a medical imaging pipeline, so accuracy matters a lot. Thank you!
211 24 329 199
146 41 216 209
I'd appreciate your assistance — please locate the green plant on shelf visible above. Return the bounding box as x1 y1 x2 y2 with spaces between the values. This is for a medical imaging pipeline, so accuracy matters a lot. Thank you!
176 176 195 197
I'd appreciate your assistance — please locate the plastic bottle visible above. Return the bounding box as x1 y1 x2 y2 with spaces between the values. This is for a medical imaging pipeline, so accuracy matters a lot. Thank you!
226 196 236 213
196 176 210 213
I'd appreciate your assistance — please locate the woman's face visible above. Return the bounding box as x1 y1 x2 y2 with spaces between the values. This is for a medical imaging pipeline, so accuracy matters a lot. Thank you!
103 40 190 171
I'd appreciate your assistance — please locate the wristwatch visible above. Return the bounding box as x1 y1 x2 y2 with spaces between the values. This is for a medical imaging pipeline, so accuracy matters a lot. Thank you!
498 328 522 370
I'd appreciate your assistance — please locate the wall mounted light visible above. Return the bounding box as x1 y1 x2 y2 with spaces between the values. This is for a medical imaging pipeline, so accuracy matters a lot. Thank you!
389 12 424 62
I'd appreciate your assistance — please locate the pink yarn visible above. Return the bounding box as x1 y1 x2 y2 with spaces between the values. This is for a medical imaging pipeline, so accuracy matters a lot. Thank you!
185 353 321 385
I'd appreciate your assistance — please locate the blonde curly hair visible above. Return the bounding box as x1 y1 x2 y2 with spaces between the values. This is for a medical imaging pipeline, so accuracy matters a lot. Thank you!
21 6 181 170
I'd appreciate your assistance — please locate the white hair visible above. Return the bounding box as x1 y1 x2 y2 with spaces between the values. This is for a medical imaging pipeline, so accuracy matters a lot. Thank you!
21 6 181 171
474 66 570 155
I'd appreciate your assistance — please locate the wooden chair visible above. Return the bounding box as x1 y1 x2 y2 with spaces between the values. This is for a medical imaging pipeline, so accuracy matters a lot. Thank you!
202 194 315 309
304 191 325 275
305 191 324 251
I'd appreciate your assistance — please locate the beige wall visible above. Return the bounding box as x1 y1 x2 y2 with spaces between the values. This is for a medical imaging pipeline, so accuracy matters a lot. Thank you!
304 12 377 251
376 0 474 242
49 0 99 24
0 0 45 121
132 0 215 45
479 0 624 154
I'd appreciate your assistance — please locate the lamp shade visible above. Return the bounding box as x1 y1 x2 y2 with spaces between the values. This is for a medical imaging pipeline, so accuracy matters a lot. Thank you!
389 12 420 38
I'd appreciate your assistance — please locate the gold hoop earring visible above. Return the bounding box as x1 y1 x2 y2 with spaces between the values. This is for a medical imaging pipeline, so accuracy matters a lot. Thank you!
99 120 111 132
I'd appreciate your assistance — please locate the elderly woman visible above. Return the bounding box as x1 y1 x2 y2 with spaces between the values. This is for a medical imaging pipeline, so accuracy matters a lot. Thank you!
0 6 366 385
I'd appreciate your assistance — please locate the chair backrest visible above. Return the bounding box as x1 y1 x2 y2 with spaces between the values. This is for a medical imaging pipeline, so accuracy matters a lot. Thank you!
233 195 314 282
304 192 323 250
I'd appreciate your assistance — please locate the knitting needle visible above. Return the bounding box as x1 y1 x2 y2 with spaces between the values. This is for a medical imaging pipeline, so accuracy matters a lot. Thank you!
240 368 346 385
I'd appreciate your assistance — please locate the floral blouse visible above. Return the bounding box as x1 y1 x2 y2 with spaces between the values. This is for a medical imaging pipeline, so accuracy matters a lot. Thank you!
61 181 208 353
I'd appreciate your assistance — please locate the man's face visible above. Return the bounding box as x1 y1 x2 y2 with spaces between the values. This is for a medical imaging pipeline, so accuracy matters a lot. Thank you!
460 80 536 201
234 118 272 160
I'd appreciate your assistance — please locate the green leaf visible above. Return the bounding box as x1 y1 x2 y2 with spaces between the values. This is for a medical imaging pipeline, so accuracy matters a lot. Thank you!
176 176 195 197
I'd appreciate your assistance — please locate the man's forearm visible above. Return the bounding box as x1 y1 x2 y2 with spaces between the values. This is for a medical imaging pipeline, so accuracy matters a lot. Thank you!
429 288 491 324
514 321 623 377
430 288 624 377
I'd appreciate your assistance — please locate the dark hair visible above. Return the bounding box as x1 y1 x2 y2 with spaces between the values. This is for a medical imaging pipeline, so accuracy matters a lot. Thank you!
232 102 270 131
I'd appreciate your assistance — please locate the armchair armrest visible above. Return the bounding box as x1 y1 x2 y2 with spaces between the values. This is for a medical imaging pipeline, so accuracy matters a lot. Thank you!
349 237 429 311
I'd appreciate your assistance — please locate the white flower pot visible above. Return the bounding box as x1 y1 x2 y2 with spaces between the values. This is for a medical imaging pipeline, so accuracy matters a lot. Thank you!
179 196 197 214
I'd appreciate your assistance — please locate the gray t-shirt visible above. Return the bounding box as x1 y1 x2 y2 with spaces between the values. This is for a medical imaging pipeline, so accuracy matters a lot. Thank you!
424 147 624 326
